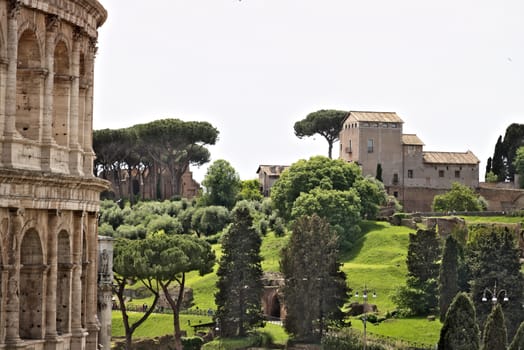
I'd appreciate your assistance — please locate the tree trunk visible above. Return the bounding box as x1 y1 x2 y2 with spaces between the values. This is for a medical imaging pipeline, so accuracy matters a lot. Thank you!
161 275 186 350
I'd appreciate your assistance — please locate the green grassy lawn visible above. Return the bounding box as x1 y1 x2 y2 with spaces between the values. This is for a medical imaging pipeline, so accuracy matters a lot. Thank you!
111 311 213 338
113 217 522 346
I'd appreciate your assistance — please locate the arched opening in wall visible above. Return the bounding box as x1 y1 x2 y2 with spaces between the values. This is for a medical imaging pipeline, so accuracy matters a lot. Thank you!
16 30 43 141
78 52 89 153
56 230 72 335
53 40 70 147
80 232 87 328
269 295 281 319
19 229 45 340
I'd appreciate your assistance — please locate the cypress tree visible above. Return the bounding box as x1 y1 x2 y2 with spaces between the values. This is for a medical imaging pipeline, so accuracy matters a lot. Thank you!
439 236 459 322
280 214 348 342
509 321 524 350
492 135 505 182
485 157 492 180
215 203 264 337
438 292 480 350
468 227 524 339
394 229 440 315
482 304 507 350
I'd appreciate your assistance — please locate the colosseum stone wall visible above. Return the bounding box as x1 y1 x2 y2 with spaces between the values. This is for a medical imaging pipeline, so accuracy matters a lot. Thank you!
0 0 107 349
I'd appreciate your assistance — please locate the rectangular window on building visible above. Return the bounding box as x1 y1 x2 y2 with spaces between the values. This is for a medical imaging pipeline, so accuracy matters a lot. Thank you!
408 169 413 178
393 173 399 184
455 170 460 178
367 139 374 153
439 170 445 177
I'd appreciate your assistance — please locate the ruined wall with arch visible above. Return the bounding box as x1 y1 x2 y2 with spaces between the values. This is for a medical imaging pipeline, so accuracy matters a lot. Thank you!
0 1 107 349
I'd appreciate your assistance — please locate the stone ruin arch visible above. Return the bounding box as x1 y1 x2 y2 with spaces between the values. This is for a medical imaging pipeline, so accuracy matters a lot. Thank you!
19 228 45 340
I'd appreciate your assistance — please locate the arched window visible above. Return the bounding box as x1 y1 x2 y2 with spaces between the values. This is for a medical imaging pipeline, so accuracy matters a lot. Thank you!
57 230 72 334
53 40 70 147
19 229 45 339
16 30 42 141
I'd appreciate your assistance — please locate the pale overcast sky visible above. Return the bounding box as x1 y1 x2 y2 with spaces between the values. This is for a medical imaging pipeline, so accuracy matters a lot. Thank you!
93 1 524 182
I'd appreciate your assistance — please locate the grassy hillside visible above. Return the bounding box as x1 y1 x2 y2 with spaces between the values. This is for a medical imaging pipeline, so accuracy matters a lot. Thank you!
114 220 441 344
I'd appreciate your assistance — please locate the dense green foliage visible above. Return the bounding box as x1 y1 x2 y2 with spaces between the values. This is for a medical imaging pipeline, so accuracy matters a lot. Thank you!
113 238 162 350
468 227 524 340
141 233 215 350
438 236 459 322
482 304 507 350
94 119 218 201
201 159 241 209
238 179 264 201
291 187 361 249
393 229 440 316
191 206 231 237
513 146 524 188
432 182 486 212
280 214 348 342
270 156 386 249
509 321 524 350
487 123 524 182
293 109 348 158
215 204 264 336
438 293 480 350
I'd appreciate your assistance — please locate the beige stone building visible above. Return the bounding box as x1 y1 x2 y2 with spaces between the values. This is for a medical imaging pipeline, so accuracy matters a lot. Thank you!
339 111 480 211
256 165 289 197
0 1 107 349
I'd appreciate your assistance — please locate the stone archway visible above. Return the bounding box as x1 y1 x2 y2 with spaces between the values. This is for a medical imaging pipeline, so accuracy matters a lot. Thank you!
52 40 70 147
56 230 72 334
16 29 43 141
19 229 46 340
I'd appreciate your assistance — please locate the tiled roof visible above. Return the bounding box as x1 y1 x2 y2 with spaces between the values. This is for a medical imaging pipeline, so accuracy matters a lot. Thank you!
402 134 425 146
347 111 404 123
423 151 480 165
256 165 289 176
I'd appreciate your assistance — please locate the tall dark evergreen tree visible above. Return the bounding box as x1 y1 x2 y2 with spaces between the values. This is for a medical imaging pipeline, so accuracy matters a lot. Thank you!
280 214 348 342
509 321 524 350
215 203 264 337
492 135 506 182
438 292 480 350
482 304 507 350
439 236 459 322
502 123 524 182
485 157 492 179
468 227 524 339
393 229 441 315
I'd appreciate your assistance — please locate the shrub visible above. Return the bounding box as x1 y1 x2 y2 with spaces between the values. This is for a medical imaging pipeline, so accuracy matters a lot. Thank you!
182 336 204 350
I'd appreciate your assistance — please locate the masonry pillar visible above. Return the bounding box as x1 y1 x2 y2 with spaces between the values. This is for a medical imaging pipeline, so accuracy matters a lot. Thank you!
69 28 82 175
82 41 96 176
41 15 59 172
5 208 23 347
3 0 20 168
71 212 86 350
85 213 100 350
44 210 61 350
97 235 113 350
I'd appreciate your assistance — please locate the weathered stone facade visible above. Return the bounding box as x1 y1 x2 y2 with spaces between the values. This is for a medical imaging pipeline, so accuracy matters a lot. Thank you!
0 1 107 349
339 111 480 212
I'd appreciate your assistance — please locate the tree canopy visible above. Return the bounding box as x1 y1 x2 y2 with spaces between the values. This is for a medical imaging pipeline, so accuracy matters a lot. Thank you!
482 304 507 350
468 227 524 340
201 159 241 209
215 203 264 337
140 233 215 350
93 118 219 201
280 214 348 342
487 123 524 182
438 292 480 350
293 109 348 159
432 182 486 212
513 146 524 188
393 229 441 316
